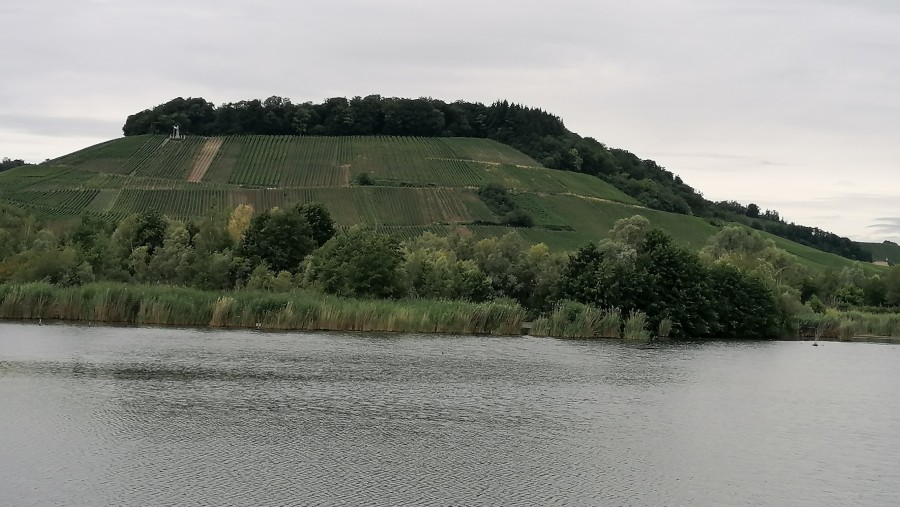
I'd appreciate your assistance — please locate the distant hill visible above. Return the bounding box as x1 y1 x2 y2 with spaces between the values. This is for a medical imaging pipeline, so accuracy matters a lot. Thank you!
0 134 882 274
116 95 872 262
860 241 900 265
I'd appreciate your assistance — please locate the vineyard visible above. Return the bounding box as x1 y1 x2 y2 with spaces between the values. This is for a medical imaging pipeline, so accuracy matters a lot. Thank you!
0 134 788 255
106 187 496 226
50 135 160 174
5 189 99 211
37 135 638 199
129 136 205 179
0 166 95 193
1 133 877 269
514 193 718 249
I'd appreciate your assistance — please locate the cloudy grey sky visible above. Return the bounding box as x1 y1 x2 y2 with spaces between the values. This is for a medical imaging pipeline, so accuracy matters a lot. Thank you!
3 0 899 242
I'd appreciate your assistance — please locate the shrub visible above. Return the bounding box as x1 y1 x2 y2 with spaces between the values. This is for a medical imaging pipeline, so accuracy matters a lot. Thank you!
354 172 374 186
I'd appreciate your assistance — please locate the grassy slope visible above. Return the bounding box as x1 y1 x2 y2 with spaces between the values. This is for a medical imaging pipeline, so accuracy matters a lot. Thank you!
756 229 886 275
0 135 882 273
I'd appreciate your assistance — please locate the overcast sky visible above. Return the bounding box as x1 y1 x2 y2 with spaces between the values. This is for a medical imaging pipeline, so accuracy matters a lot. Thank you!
3 0 898 243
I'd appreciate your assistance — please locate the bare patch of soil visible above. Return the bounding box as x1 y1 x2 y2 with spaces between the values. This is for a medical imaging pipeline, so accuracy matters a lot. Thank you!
187 138 223 183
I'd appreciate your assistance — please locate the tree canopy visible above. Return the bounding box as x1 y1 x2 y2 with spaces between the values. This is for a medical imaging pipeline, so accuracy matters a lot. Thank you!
0 157 26 172
557 225 784 339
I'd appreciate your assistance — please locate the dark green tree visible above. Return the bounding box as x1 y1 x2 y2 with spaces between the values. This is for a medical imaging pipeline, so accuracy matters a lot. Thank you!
133 211 167 255
294 202 336 247
555 241 648 314
0 204 41 259
706 264 779 338
746 203 760 218
556 226 774 339
239 209 315 273
863 275 887 307
0 157 26 172
304 228 406 298
885 266 900 306
637 230 714 337
476 183 534 227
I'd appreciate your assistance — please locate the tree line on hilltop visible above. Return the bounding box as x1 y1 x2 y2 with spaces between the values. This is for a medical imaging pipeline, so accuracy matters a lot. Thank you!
713 201 870 261
0 157 26 172
121 95 872 262
122 96 703 217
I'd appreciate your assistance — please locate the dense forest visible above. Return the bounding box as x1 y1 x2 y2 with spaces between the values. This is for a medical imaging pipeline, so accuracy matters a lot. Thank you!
122 96 871 261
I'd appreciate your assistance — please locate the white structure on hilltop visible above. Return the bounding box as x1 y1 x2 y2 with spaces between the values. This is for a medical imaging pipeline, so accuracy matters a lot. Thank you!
171 125 183 140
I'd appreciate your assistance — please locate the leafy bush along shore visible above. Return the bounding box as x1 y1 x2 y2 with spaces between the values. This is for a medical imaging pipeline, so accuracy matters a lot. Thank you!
1 201 899 340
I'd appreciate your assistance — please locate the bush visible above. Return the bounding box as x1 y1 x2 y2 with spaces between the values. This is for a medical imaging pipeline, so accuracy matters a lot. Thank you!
477 183 534 228
304 228 406 298
503 209 534 228
354 172 374 186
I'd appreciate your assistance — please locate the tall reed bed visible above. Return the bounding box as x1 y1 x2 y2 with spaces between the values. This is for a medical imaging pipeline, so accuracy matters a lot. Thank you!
794 310 900 340
0 283 524 335
530 301 624 339
623 310 651 340
222 292 524 335
0 283 218 325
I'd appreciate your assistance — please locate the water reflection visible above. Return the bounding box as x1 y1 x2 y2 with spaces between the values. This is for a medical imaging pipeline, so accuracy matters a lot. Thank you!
1 323 899 506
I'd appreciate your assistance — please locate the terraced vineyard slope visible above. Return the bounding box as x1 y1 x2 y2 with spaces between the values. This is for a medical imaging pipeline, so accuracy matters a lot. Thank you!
0 135 879 272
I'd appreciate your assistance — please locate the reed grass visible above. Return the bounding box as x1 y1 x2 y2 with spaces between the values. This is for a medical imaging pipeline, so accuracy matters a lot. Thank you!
657 318 673 339
623 310 650 340
794 310 900 340
530 301 621 339
0 283 524 335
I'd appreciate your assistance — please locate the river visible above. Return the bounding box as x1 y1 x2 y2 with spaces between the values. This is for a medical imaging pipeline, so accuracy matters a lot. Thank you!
1 322 899 506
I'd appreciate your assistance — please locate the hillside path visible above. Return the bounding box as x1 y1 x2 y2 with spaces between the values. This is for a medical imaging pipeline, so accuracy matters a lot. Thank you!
187 138 223 183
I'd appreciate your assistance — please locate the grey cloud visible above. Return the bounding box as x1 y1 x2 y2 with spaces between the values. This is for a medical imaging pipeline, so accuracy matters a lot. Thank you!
868 218 900 235
651 152 789 169
0 114 121 138
772 194 900 207
2 0 900 241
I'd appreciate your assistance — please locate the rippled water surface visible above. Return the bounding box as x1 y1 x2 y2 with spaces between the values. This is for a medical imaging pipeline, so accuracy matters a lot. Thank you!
2 323 900 506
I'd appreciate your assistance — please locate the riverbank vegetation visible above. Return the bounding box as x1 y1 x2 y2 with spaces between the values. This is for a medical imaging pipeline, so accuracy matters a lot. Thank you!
0 282 523 334
1 201 898 340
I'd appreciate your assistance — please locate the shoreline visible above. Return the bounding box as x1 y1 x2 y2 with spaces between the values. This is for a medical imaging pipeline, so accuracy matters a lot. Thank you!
0 317 522 337
0 282 525 336
3 282 899 342
4 317 900 344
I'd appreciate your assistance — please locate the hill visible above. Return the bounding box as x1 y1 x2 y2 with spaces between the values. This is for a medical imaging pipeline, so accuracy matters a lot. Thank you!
116 95 874 262
860 241 900 265
0 134 882 274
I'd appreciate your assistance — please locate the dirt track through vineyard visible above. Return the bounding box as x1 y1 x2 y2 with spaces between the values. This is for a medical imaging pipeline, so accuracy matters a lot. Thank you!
187 138 223 182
